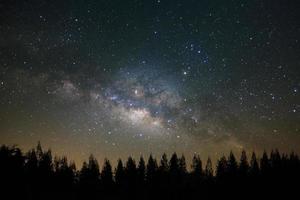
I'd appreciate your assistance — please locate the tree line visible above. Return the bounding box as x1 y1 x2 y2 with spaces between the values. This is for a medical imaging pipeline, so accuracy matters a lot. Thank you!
0 142 299 200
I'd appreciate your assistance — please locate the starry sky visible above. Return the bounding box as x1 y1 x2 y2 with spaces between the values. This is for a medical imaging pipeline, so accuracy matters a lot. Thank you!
0 0 299 165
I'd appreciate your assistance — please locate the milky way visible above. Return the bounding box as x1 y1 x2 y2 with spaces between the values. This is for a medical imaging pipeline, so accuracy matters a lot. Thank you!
0 0 299 165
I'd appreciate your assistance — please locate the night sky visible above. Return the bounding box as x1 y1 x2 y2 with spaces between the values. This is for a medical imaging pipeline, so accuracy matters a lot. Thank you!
0 0 300 165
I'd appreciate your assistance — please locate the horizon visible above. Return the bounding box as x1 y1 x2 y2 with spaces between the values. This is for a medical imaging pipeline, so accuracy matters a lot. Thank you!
0 142 295 169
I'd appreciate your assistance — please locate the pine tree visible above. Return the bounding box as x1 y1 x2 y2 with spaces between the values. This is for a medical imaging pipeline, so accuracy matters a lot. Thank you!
146 154 158 183
137 156 146 184
191 154 203 177
169 152 180 186
36 141 43 161
260 150 270 176
169 153 179 174
249 152 259 177
54 156 75 195
239 150 249 177
270 149 281 171
216 155 227 179
159 153 169 173
101 158 113 186
125 156 137 185
205 157 213 178
115 159 124 185
25 149 38 175
227 151 238 178
179 155 187 173
88 154 100 180
79 155 101 198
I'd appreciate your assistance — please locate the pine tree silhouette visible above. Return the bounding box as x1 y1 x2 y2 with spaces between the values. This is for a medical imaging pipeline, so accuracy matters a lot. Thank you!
260 150 271 176
191 154 203 177
216 155 227 180
227 151 238 179
1 144 300 200
249 152 259 177
137 156 146 198
159 153 169 173
169 152 179 176
205 157 213 179
137 156 146 184
101 158 114 197
125 156 137 194
79 154 101 199
115 159 125 186
146 154 158 184
101 158 113 187
239 150 249 178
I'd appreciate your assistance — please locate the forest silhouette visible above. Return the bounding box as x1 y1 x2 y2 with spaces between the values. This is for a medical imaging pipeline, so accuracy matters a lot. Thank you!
0 142 299 200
